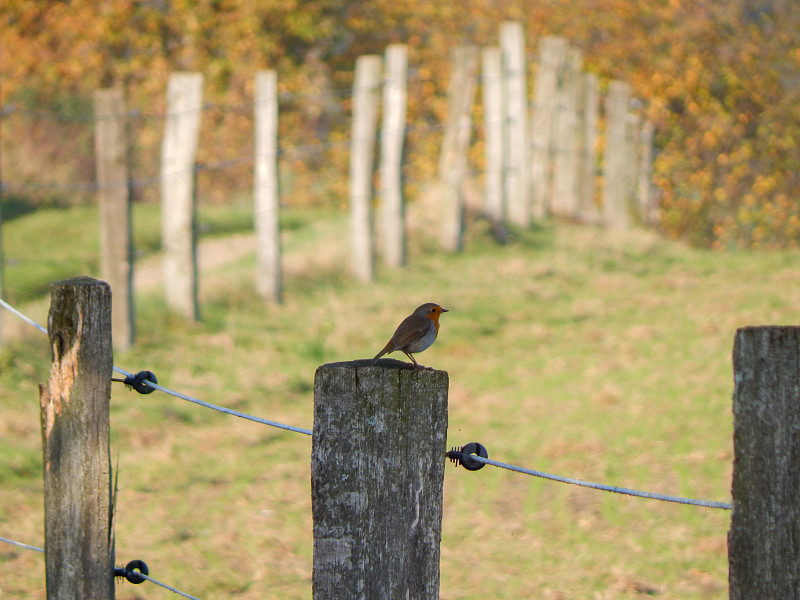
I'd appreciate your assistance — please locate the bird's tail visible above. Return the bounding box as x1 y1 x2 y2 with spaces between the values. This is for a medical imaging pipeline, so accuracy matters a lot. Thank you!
370 342 393 365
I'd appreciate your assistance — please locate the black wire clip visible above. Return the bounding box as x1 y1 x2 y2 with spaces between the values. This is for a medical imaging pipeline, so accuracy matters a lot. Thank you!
447 442 489 471
114 559 149 584
111 370 158 394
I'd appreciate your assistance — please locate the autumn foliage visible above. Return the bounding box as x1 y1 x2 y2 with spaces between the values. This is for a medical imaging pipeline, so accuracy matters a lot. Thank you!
1 0 798 248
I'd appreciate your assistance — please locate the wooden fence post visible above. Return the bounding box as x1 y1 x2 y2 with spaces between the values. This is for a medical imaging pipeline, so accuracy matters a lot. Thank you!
637 119 657 226
350 55 382 282
578 72 600 223
530 35 567 220
551 46 583 218
312 361 448 600
94 87 134 351
602 80 633 230
439 45 478 253
40 277 114 600
161 71 203 319
254 70 282 303
500 21 529 228
379 44 408 268
729 326 800 599
481 46 504 224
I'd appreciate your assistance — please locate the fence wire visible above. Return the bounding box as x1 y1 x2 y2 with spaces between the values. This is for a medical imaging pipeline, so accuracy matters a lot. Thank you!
0 535 44 553
127 571 203 600
461 453 731 510
0 536 204 600
0 297 313 436
112 365 313 436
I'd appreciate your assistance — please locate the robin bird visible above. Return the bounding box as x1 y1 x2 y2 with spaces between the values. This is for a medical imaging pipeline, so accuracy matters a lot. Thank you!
371 303 449 369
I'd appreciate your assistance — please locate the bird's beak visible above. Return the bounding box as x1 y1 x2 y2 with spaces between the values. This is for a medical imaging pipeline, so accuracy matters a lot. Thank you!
441 308 450 313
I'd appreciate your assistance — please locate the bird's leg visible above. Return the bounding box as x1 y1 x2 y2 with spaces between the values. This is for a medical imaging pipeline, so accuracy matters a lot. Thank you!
404 351 432 370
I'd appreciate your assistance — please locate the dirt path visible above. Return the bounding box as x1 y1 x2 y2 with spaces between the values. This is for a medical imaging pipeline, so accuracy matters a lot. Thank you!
1 233 258 343
134 232 257 292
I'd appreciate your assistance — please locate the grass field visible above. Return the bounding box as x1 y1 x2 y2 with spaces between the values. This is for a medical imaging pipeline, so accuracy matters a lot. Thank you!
2 203 798 599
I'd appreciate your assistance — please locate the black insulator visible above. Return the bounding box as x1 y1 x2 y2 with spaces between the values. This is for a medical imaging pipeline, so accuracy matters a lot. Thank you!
447 442 489 471
112 370 158 394
114 559 149 584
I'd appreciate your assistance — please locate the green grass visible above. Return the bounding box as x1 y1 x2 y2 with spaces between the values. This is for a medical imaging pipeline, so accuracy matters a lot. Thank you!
3 205 799 598
1 201 256 303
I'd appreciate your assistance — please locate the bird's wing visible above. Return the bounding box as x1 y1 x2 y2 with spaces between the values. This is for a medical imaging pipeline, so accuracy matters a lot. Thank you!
389 316 431 351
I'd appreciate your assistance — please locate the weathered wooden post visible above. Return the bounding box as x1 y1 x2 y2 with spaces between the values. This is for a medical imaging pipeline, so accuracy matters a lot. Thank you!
94 87 134 350
530 35 567 220
729 326 800 599
254 69 282 303
439 45 478 253
481 46 504 224
379 44 408 268
161 71 203 319
637 119 657 226
39 277 114 600
578 72 600 223
312 360 448 600
602 80 633 230
350 55 382 283
500 21 529 228
551 46 582 218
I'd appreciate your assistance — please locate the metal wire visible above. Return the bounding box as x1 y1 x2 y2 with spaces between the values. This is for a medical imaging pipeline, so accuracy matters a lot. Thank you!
0 536 44 553
0 298 312 436
0 298 47 334
464 453 732 510
0 538 203 600
112 365 313 436
129 571 203 600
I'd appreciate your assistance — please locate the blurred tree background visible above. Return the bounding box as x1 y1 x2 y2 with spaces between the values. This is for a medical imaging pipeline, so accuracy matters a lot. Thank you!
1 0 798 248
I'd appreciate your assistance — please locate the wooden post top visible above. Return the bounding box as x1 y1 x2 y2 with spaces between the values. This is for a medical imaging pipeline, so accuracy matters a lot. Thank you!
316 358 449 373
